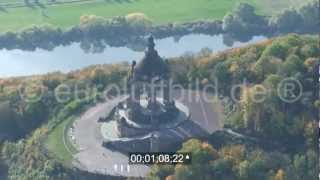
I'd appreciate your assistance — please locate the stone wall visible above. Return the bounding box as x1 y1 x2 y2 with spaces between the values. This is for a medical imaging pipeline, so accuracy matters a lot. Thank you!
116 119 150 137
103 138 151 153
103 134 183 153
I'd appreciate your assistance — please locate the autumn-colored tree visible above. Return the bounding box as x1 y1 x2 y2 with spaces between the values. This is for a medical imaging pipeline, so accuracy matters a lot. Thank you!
239 85 267 132
274 169 286 180
253 56 282 80
220 145 246 167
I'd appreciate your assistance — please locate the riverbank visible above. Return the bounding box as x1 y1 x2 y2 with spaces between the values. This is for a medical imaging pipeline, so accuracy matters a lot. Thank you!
0 0 310 32
0 1 317 53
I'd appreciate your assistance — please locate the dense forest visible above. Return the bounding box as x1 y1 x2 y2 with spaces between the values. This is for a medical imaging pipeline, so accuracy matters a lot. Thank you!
0 65 128 179
0 33 318 179
147 34 319 180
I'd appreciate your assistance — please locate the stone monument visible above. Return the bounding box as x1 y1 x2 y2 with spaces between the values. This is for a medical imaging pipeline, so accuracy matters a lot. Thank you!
101 36 208 153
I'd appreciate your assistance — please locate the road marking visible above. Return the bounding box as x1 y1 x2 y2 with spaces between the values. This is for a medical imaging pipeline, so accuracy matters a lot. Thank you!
199 95 209 126
63 119 73 155
114 164 131 173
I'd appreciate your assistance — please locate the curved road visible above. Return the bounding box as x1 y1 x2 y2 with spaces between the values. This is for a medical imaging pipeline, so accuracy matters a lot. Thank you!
72 90 222 177
73 96 149 177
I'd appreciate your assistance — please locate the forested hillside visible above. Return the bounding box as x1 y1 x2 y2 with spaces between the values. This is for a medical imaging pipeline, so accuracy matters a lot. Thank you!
0 34 318 179
148 34 319 180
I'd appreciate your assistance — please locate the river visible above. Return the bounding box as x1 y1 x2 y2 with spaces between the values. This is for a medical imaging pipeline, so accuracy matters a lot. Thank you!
0 34 266 77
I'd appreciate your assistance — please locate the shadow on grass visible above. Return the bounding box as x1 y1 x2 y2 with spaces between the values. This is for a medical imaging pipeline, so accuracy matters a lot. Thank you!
25 2 36 9
0 6 7 13
104 0 140 4
35 1 46 9
41 10 50 18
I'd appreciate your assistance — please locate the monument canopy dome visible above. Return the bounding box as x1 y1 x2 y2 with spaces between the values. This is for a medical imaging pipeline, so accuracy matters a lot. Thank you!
134 36 169 81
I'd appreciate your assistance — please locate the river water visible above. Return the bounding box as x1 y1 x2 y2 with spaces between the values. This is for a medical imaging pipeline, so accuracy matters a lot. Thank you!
0 34 266 77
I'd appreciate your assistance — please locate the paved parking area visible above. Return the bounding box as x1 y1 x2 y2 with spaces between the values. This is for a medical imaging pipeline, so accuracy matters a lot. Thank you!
72 90 222 177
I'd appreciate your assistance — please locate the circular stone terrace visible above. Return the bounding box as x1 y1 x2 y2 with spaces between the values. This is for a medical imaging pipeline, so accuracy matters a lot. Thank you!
71 90 222 177
101 97 190 141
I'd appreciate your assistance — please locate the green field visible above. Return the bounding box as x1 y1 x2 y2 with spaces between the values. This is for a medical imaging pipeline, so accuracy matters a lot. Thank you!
0 0 311 32
44 116 77 165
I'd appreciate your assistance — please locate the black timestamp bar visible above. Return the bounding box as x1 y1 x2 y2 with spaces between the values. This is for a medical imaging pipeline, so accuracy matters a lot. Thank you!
129 152 192 165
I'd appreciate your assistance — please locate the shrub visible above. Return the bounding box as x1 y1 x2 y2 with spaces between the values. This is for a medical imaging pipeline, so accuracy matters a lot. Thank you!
79 15 105 26
125 12 152 28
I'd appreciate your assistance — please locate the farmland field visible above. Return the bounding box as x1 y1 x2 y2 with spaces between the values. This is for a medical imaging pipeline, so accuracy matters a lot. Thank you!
0 0 312 32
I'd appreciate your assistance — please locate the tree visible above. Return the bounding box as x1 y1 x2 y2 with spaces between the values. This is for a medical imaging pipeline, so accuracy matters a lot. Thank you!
304 121 317 147
0 101 20 139
0 161 7 180
273 169 286 180
263 74 282 89
254 56 282 80
280 54 304 76
239 84 273 133
314 100 320 109
80 15 105 26
125 12 152 30
262 41 289 60
222 3 266 35
238 160 250 180
179 139 219 163
298 1 318 32
147 165 174 180
15 101 48 134
148 139 221 180
269 9 302 33
220 145 246 167
290 151 318 180
233 3 256 22
305 150 318 180
1 129 70 180
222 13 243 34
42 77 61 91
213 62 231 95
210 158 233 179
300 44 319 58
173 165 195 180
90 68 108 86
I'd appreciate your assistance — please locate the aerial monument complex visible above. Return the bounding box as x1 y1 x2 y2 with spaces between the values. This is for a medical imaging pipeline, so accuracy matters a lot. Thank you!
73 36 216 176
100 36 209 153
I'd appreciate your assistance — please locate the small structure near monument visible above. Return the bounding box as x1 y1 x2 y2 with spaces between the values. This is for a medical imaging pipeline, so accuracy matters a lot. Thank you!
101 36 208 153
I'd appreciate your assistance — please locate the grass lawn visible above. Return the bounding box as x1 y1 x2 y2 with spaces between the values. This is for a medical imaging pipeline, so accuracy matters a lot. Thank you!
0 0 311 32
44 116 78 166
